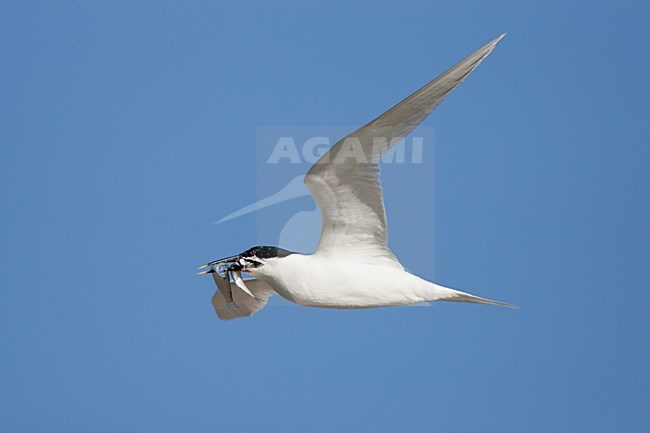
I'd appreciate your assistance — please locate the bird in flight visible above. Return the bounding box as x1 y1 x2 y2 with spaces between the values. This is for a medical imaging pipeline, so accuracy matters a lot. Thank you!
199 34 515 320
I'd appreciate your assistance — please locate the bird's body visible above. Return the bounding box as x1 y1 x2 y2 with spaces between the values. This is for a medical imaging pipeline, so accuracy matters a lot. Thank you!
201 34 515 319
250 253 511 309
250 254 423 308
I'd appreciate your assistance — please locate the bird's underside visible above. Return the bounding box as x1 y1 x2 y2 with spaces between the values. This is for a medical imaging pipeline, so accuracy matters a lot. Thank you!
201 34 515 320
209 261 515 320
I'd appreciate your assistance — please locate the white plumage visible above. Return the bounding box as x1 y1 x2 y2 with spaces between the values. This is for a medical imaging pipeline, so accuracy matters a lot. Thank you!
201 34 515 320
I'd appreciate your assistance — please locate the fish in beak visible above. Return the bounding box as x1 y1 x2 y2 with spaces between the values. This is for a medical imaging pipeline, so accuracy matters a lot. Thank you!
198 253 263 303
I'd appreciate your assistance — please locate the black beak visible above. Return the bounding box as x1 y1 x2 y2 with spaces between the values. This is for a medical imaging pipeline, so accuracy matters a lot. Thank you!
201 254 239 267
198 254 243 274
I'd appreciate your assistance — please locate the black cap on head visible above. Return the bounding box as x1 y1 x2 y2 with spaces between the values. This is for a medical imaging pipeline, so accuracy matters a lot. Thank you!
199 246 295 272
241 246 294 260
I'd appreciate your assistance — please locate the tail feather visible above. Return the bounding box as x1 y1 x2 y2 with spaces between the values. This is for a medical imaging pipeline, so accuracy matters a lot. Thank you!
435 285 517 309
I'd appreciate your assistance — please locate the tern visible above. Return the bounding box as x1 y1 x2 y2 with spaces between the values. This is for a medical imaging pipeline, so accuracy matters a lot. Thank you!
200 34 515 320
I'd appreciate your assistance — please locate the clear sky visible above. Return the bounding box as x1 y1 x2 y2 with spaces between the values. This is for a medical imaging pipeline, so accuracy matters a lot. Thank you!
2 1 649 432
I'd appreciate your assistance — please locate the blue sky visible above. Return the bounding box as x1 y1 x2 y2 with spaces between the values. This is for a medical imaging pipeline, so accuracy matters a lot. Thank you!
1 1 649 432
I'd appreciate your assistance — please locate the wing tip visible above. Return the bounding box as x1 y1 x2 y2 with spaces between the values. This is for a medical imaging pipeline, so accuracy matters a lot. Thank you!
488 33 507 47
493 300 519 309
479 32 507 57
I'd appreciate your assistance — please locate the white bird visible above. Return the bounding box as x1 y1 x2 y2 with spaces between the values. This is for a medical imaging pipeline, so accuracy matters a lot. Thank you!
200 34 515 320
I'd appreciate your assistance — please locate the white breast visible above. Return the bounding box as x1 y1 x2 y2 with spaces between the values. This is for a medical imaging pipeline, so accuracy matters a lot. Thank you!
251 253 434 308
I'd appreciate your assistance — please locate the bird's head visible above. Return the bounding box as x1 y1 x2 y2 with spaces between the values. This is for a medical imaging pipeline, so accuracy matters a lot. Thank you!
199 245 294 276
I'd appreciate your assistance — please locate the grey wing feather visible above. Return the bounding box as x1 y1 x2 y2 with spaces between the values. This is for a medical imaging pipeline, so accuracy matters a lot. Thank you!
305 34 505 263
211 277 277 320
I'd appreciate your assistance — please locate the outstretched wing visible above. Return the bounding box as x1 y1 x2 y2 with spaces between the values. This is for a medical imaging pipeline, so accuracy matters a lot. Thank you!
304 34 504 266
211 276 277 320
